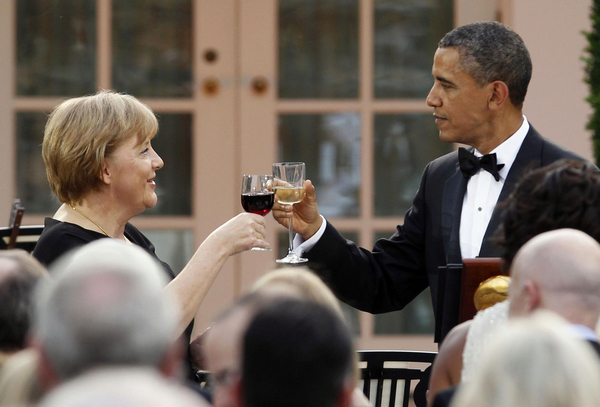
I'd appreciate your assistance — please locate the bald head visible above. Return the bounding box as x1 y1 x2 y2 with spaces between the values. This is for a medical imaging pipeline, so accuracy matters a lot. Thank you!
509 229 600 327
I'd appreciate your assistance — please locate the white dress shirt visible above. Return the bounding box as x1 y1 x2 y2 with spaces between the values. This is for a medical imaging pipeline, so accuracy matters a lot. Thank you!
459 117 529 258
295 117 530 259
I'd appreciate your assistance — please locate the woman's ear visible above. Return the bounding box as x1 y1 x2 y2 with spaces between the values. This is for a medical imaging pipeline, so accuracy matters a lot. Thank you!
101 161 112 185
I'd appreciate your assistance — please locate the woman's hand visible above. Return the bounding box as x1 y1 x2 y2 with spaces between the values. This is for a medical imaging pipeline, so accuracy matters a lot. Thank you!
207 212 270 256
272 179 322 240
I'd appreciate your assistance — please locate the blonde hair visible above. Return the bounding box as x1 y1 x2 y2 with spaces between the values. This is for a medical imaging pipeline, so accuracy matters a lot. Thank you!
451 311 600 407
42 90 158 204
252 267 344 319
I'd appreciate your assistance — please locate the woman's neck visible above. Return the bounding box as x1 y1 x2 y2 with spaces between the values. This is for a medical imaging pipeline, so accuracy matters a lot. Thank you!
55 195 131 240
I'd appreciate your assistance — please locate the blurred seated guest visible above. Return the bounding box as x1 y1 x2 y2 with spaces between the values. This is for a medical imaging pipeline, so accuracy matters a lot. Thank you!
32 240 188 391
200 267 369 407
0 251 47 368
238 298 355 407
32 90 269 343
40 367 208 407
0 349 45 406
432 228 600 407
450 312 600 407
428 160 600 403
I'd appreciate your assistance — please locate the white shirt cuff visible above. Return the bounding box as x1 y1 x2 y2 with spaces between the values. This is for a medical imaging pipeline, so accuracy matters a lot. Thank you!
293 215 327 257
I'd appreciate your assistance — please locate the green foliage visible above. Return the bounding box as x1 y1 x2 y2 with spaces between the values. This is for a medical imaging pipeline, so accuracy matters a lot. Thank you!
584 0 600 165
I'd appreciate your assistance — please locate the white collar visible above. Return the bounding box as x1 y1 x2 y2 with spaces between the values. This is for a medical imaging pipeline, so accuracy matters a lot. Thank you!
474 116 529 181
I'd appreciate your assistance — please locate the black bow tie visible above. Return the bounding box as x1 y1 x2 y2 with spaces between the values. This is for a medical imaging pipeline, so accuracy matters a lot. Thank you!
458 147 505 182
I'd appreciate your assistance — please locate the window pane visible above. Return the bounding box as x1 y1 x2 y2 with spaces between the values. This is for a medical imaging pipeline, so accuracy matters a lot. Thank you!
374 114 452 217
139 229 194 275
17 112 60 214
279 0 359 98
142 114 192 216
372 232 435 334
279 231 361 335
17 0 96 96
374 0 453 98
112 0 192 97
279 114 360 218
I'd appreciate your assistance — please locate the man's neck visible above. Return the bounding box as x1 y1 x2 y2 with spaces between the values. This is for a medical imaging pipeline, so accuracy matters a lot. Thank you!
475 111 524 155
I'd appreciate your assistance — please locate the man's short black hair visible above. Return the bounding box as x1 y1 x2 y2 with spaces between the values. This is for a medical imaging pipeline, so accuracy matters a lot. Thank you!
242 298 354 407
439 21 532 109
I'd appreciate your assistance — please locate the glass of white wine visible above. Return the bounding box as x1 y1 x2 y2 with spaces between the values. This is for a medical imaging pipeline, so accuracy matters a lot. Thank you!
272 162 308 264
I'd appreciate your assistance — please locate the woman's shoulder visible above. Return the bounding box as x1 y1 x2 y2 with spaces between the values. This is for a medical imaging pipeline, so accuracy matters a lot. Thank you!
32 218 106 267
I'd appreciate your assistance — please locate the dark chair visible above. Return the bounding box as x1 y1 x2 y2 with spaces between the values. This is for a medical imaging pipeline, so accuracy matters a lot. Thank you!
358 350 437 407
0 199 44 253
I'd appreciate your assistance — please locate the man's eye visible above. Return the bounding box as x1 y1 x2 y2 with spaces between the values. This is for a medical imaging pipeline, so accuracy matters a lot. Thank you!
141 148 149 154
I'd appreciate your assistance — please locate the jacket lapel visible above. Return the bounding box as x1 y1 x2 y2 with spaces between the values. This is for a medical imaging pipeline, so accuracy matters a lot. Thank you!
442 161 468 264
479 128 544 256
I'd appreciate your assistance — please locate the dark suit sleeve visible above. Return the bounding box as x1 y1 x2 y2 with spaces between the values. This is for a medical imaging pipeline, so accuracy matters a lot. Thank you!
306 164 432 314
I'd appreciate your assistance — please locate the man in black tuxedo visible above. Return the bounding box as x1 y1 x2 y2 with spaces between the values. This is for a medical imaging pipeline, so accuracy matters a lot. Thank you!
273 21 585 337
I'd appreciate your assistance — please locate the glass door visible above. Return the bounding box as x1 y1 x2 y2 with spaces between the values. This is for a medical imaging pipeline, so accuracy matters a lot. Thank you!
3 0 457 349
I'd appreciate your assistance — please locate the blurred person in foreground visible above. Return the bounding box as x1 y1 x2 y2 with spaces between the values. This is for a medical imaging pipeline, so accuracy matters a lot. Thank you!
450 312 600 407
0 251 47 406
32 239 207 406
237 298 355 407
428 160 600 402
272 21 585 344
32 90 269 369
0 250 47 368
432 228 600 407
201 267 369 407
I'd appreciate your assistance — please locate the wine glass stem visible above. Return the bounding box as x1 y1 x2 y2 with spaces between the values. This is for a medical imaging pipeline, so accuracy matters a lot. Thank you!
288 208 294 255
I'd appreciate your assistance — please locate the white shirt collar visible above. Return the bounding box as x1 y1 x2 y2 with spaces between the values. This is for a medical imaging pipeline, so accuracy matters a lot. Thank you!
473 116 529 181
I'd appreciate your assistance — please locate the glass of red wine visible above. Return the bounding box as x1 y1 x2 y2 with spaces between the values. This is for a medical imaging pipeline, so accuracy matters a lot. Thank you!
241 174 274 251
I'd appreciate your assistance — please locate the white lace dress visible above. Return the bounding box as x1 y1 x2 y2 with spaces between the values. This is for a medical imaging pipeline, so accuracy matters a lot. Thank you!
461 300 510 383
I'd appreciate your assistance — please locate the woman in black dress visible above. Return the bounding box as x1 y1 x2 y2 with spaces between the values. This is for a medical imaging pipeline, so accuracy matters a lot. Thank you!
33 90 270 341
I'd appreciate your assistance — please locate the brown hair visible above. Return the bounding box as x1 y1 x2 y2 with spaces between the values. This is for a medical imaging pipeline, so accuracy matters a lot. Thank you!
42 90 158 204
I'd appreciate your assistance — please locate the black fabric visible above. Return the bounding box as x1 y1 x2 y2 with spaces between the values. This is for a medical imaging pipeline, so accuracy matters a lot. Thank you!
458 147 505 181
305 126 587 339
32 218 196 381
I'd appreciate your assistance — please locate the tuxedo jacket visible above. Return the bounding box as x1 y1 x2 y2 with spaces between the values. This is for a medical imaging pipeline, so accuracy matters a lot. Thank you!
306 126 585 318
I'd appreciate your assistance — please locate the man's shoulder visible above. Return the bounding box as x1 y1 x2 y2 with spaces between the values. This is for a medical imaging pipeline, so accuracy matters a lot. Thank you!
426 149 460 176
528 126 589 164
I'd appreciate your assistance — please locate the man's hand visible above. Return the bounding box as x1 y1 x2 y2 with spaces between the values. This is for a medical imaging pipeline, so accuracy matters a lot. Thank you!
272 179 323 240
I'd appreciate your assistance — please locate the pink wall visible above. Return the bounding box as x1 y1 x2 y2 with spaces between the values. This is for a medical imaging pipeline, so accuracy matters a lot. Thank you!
512 0 594 161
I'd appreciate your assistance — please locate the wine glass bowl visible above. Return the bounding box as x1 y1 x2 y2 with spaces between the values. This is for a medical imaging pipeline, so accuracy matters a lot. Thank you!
241 174 274 251
241 174 274 216
272 162 308 264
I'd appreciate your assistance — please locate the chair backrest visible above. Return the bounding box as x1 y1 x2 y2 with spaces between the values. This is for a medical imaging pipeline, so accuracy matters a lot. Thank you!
0 225 45 253
358 350 437 407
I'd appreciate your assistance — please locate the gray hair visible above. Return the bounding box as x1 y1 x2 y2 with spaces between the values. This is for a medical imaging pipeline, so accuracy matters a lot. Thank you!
451 312 600 407
33 240 179 380
439 21 532 109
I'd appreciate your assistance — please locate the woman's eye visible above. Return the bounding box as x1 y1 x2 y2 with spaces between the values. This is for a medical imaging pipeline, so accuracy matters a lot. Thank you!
141 148 149 154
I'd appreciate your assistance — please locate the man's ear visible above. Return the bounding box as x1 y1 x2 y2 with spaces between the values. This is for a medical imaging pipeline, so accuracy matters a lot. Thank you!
31 339 61 391
158 337 185 379
488 80 510 110
524 280 541 313
336 381 357 407
232 375 244 407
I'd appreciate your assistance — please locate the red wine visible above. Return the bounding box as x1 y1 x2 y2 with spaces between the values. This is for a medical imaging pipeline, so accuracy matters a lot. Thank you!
241 192 275 216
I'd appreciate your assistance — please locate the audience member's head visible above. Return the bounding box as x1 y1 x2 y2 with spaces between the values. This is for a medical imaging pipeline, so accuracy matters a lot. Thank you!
32 239 181 387
438 21 531 109
0 250 47 359
508 229 600 330
202 267 351 407
251 267 344 318
39 367 209 407
451 312 600 407
499 160 600 268
240 298 355 407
